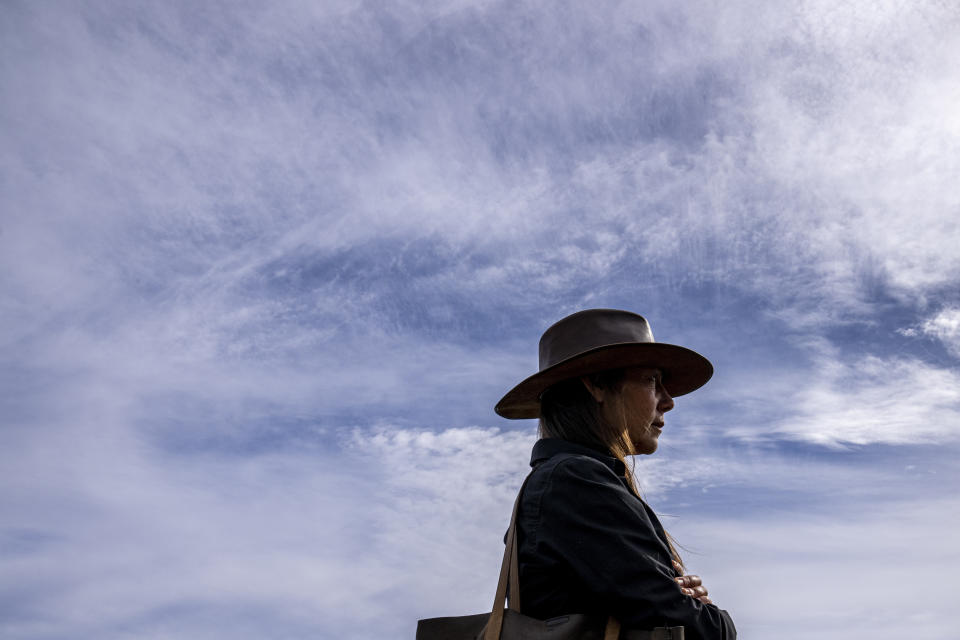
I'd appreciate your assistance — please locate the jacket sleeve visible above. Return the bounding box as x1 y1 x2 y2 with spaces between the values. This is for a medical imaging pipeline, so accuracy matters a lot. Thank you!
536 456 736 640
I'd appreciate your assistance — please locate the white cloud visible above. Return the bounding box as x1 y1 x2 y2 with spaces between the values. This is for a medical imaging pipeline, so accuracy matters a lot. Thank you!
739 1 960 301
3 2 960 638
350 426 535 621
3 397 956 639
0 418 537 639
4 0 957 349
918 307 960 357
675 494 960 640
0 417 371 636
731 355 960 447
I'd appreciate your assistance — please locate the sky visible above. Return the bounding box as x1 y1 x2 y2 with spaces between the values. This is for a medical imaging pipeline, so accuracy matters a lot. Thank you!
2 1 959 638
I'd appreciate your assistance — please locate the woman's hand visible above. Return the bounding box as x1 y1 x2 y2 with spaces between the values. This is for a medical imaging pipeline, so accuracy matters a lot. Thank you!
673 560 712 604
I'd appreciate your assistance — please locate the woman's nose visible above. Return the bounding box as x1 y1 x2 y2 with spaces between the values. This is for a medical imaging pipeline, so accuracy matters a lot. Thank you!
658 386 675 412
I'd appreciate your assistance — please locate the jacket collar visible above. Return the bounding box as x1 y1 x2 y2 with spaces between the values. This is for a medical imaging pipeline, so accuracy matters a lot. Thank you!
530 438 626 475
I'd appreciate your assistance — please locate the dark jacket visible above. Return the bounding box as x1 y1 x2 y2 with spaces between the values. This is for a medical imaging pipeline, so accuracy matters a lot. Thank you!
516 438 736 640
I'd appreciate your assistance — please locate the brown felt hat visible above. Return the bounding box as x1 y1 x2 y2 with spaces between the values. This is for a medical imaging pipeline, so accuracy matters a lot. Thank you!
495 309 713 419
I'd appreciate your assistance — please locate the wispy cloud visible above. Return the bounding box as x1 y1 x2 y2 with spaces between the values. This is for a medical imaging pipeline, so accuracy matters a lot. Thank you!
902 307 960 358
5 0 957 343
3 1 960 638
681 493 960 640
730 354 960 447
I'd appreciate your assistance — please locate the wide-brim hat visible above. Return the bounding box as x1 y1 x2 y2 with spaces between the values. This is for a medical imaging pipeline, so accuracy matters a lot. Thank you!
495 309 713 419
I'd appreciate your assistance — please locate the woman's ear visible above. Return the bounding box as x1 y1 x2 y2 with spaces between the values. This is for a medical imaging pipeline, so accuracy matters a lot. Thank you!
580 376 606 403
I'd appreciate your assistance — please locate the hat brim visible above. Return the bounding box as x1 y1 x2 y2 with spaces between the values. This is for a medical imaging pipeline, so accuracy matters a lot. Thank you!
494 342 713 419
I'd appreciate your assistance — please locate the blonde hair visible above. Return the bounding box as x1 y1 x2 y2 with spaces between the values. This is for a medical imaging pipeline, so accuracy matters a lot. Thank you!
538 371 685 570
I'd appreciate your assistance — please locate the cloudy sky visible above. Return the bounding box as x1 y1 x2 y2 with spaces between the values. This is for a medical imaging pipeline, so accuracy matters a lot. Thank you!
2 1 959 638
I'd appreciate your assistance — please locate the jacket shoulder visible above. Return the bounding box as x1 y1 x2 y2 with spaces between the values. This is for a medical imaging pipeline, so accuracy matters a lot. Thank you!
529 451 622 486
523 452 629 517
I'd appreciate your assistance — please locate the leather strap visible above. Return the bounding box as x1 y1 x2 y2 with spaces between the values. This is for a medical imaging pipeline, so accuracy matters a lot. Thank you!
483 474 622 640
509 501 521 613
482 479 526 640
604 617 621 640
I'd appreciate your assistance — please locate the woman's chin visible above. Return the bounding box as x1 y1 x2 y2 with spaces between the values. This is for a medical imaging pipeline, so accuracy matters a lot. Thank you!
632 438 659 455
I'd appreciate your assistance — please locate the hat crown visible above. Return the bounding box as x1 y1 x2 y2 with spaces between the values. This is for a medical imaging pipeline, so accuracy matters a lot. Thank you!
539 309 655 371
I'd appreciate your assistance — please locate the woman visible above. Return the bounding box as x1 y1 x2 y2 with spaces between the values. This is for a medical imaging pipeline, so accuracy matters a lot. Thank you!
495 309 736 639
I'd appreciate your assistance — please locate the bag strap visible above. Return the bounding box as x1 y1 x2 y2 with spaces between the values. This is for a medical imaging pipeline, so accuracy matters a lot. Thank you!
482 473 621 640
482 477 527 640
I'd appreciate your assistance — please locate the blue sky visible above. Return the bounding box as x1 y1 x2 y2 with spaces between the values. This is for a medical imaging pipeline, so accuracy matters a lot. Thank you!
2 1 959 638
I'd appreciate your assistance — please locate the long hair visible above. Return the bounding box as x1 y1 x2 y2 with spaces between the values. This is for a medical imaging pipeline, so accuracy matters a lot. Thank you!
538 370 686 570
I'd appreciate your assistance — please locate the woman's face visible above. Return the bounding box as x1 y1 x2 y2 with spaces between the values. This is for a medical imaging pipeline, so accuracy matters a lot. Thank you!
598 367 675 455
